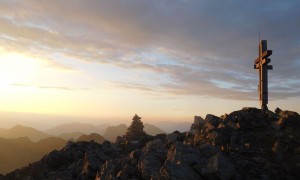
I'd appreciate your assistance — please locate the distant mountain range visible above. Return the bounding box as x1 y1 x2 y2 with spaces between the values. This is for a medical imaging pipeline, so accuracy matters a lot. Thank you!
144 123 166 135
0 122 166 174
0 122 166 143
103 124 127 142
0 136 66 174
45 122 109 135
0 125 50 142
58 132 84 141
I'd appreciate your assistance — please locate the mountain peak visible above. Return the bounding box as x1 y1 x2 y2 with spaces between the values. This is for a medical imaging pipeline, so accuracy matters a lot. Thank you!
1 124 50 142
10 124 31 130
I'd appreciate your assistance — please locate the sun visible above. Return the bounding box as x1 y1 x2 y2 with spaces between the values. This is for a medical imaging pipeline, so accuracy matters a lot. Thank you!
0 49 42 89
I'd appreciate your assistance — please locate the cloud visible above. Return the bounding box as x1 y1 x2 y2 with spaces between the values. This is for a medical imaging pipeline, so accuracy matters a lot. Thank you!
1 0 300 100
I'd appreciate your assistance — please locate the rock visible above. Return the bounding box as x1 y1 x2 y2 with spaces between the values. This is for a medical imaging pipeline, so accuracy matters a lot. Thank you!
198 144 218 158
96 158 139 180
166 133 179 144
204 153 235 180
194 115 205 126
116 136 126 144
190 116 205 134
82 151 103 178
138 139 167 179
275 107 282 115
116 164 139 180
271 118 286 130
242 107 262 113
102 140 111 152
166 142 206 166
205 114 221 127
153 133 167 141
144 139 166 153
124 141 140 152
159 161 203 180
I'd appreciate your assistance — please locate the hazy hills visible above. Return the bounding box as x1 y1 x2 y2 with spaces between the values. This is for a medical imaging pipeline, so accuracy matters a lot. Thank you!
0 122 164 174
59 132 84 141
144 123 166 135
0 125 50 142
45 122 109 135
0 122 166 143
0 136 66 174
103 124 127 142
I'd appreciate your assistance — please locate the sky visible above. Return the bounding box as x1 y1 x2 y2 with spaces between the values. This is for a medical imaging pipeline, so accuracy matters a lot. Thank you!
0 0 300 127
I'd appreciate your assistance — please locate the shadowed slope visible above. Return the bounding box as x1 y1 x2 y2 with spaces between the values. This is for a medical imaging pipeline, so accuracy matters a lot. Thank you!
0 137 66 174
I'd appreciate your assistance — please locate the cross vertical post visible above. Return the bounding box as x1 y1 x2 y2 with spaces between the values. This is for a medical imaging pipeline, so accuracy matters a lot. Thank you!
254 40 273 113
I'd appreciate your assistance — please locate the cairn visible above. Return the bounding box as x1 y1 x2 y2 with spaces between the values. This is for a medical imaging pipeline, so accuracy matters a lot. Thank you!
125 114 147 142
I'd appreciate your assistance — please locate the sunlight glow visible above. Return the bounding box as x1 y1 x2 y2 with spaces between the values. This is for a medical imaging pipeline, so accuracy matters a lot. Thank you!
0 49 42 88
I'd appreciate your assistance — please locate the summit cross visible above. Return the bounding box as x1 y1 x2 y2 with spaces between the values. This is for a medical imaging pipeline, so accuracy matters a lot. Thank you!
254 40 273 112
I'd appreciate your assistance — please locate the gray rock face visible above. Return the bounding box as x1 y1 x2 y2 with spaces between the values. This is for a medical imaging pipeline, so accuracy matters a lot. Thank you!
160 161 203 180
205 114 221 127
189 116 205 134
166 132 179 144
2 107 300 180
138 139 167 179
203 153 235 180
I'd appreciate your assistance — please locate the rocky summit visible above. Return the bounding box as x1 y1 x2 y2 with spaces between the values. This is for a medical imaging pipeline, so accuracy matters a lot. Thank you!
1 108 300 180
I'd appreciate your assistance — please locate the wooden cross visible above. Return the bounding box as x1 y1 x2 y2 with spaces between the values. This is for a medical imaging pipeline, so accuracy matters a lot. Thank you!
254 40 273 112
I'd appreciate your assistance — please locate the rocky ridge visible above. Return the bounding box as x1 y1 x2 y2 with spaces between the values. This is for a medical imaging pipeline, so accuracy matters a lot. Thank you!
2 108 300 180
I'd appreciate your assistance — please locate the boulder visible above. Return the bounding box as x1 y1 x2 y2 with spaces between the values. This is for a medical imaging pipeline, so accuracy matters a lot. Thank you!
203 153 235 180
275 107 283 115
138 139 167 179
96 158 139 180
271 118 286 130
166 133 179 144
159 161 203 180
190 116 205 134
205 114 221 127
166 142 206 166
116 136 126 144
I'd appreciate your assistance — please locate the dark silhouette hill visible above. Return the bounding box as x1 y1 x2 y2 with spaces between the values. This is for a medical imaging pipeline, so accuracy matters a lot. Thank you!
3 108 300 180
77 133 105 144
0 125 50 142
0 136 66 175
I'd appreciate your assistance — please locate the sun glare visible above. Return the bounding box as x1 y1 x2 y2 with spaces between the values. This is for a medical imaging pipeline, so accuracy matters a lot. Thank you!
0 50 42 88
